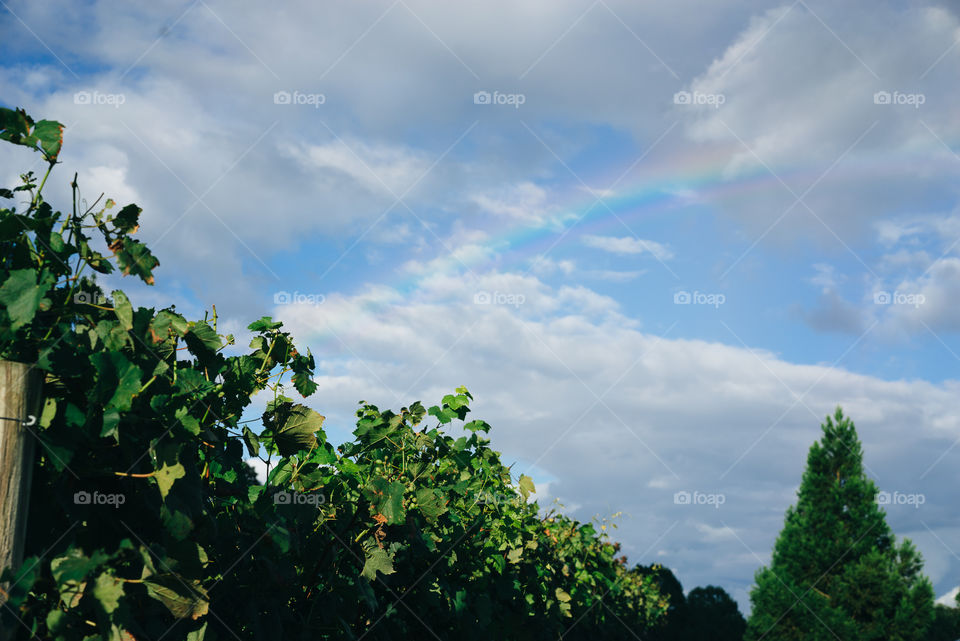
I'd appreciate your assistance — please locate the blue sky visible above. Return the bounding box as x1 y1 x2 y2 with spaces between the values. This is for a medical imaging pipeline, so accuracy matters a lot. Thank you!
3 0 960 614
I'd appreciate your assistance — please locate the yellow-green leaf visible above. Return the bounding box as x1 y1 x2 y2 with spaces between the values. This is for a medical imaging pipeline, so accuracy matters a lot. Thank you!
156 462 185 499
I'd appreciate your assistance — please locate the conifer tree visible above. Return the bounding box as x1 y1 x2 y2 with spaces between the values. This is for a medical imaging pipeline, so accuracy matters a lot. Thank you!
745 407 934 641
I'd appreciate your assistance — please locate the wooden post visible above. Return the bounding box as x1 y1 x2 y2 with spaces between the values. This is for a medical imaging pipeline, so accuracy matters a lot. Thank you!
0 361 43 613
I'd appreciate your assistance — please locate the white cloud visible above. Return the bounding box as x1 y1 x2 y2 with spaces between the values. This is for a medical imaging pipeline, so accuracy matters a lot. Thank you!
808 263 842 293
582 234 674 260
529 255 577 277
694 522 737 542
936 585 959 606
586 269 645 282
677 1 960 243
471 181 555 224
245 457 268 484
289 138 432 197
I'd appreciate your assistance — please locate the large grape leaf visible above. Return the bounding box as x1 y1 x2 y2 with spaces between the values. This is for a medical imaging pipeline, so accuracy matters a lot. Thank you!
268 402 324 457
144 574 209 620
112 204 141 233
415 488 447 524
0 268 53 329
0 107 64 161
363 477 405 525
156 462 185 499
93 572 124 614
112 290 133 330
90 351 143 412
361 546 396 580
50 548 111 587
109 236 159 284
519 474 536 501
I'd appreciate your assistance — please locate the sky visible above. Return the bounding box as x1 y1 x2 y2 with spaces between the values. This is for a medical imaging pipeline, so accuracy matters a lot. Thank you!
2 0 959 615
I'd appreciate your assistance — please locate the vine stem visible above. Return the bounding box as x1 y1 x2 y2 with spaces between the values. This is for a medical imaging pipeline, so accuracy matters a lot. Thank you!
138 375 158 394
32 160 55 208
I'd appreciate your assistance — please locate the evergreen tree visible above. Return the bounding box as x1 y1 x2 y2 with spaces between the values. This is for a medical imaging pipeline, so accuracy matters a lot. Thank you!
683 586 746 641
745 407 934 641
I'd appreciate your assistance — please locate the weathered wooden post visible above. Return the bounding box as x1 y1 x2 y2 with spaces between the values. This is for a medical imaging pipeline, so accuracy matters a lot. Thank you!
0 361 43 623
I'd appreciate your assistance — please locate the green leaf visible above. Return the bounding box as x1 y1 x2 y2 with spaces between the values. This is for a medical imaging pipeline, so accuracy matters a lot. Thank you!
156 462 185 499
175 406 201 436
247 316 282 331
519 474 536 501
144 574 209 620
1 555 39 606
248 485 265 503
507 547 523 564
46 610 69 634
162 507 193 541
267 458 294 486
186 622 208 641
113 204 141 233
0 109 63 161
95 319 133 351
186 321 221 352
93 572 124 614
415 488 447 524
149 309 189 343
0 107 32 141
0 268 52 330
242 425 260 457
90 351 143 412
50 548 111 587
112 290 133 330
427 405 458 424
174 368 214 396
556 587 573 617
110 237 159 284
32 118 64 161
269 403 324 457
292 370 318 397
39 397 57 428
363 478 406 525
361 546 396 580
463 419 491 433
101 408 121 440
